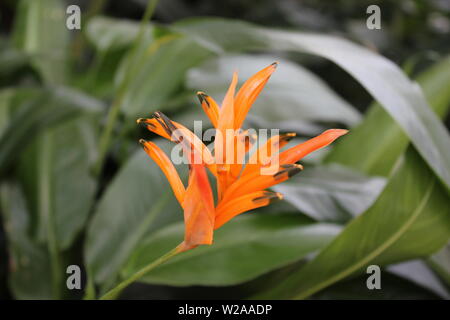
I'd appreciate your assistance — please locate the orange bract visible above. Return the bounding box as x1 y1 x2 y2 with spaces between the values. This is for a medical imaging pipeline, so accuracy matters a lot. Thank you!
138 63 348 251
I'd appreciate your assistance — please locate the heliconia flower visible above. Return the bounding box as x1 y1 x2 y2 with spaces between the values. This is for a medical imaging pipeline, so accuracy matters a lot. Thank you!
137 63 348 252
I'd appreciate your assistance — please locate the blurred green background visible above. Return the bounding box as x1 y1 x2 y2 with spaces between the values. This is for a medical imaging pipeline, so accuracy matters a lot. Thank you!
0 0 449 300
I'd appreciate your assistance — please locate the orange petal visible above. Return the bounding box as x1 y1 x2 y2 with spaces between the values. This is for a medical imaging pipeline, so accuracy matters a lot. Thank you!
214 191 283 229
139 112 217 175
218 71 238 131
139 140 185 205
243 133 296 176
276 129 348 165
216 169 229 203
182 163 215 246
234 62 277 129
216 72 239 198
197 91 219 128
215 72 238 164
220 164 303 203
137 117 171 140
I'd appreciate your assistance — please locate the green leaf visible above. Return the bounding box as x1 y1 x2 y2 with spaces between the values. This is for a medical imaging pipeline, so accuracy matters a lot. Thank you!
0 89 17 135
273 164 386 222
122 214 342 286
0 182 52 299
13 0 69 84
117 35 213 117
255 148 450 299
326 55 450 176
173 18 450 192
0 42 32 82
79 18 151 99
85 16 153 52
17 117 98 250
85 142 186 292
0 87 102 177
313 271 442 300
187 54 361 127
1 105 98 298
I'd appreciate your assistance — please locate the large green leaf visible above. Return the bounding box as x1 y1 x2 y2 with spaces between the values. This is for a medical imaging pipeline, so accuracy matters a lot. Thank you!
13 0 69 84
122 214 342 286
86 16 153 52
1 100 98 298
0 182 52 299
173 18 450 192
326 55 450 176
85 142 186 292
17 117 98 250
187 54 361 128
0 42 32 83
273 164 386 222
117 35 213 117
81 17 155 99
0 89 18 135
0 87 102 177
255 148 450 299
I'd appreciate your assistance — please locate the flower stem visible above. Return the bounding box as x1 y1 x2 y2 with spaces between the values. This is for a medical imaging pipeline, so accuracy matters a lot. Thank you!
99 246 181 300
93 0 159 176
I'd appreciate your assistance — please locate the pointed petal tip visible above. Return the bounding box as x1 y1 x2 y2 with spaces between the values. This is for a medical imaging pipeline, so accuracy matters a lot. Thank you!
151 111 177 137
271 61 279 68
274 163 303 180
136 118 156 129
326 129 349 137
196 91 210 107
288 164 303 177
139 139 149 148
280 163 303 170
281 132 297 142
153 111 171 121
252 191 284 205
230 71 239 82
268 191 284 202
152 111 162 118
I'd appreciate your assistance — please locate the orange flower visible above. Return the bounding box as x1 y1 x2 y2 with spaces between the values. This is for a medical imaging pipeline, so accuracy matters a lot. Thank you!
137 63 348 252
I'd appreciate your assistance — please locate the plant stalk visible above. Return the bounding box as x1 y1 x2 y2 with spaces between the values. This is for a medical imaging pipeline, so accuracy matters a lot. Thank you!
100 245 181 300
